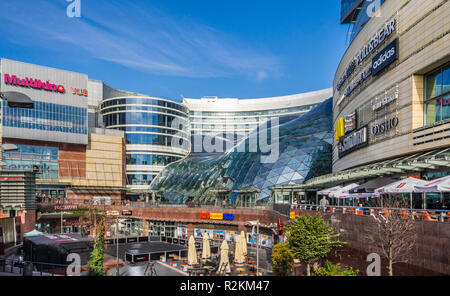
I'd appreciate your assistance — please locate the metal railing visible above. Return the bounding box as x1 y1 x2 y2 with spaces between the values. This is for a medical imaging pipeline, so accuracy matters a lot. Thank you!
291 204 450 223
38 198 274 211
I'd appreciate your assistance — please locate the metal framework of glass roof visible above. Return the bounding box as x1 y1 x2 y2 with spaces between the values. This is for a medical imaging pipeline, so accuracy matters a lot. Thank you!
273 147 450 191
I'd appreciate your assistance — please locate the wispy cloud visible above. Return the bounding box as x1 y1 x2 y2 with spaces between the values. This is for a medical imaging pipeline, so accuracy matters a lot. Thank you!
0 0 279 80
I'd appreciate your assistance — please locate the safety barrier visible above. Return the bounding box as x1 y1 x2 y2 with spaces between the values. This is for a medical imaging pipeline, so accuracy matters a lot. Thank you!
291 204 450 223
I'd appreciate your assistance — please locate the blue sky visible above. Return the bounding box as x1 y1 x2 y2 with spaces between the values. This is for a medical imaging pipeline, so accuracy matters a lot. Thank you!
0 0 349 102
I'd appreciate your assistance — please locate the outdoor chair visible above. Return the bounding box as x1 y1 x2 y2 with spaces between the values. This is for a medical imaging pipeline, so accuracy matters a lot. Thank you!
400 209 411 219
422 211 438 222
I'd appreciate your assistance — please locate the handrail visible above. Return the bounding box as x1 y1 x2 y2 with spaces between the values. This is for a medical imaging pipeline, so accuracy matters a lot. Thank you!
290 204 450 222
37 198 274 211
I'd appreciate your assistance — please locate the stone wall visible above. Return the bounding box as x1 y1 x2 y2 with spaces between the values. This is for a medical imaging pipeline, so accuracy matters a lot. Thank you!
298 210 450 275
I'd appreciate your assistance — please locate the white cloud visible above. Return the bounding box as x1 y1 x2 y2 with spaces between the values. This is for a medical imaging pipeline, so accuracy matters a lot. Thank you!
0 0 280 80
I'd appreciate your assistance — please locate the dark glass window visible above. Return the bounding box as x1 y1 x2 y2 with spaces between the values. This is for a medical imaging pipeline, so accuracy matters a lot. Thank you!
425 63 450 125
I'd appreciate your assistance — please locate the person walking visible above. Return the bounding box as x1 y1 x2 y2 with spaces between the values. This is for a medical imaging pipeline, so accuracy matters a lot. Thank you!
320 196 329 213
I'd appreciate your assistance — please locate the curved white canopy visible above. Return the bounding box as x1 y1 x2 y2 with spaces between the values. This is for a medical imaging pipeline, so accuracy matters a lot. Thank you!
375 177 427 193
414 176 450 192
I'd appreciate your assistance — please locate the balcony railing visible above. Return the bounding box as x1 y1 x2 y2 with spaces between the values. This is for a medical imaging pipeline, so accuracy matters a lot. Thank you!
291 204 450 223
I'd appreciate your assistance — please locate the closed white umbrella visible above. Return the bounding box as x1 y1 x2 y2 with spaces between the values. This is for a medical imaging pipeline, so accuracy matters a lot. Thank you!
234 234 245 264
188 235 198 265
217 240 231 274
202 232 211 259
240 231 247 256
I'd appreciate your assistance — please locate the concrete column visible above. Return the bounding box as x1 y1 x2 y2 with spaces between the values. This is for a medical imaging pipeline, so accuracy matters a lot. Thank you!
187 223 194 238
238 223 246 233
142 219 149 236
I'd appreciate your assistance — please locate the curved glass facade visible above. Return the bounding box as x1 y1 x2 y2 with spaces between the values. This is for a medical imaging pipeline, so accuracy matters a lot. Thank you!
150 98 333 203
100 96 190 190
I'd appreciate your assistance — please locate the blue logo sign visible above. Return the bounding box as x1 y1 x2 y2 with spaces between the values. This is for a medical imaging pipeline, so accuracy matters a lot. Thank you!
372 39 398 76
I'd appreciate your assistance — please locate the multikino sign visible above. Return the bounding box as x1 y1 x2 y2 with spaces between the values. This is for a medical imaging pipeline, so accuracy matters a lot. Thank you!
338 126 368 158
4 73 65 93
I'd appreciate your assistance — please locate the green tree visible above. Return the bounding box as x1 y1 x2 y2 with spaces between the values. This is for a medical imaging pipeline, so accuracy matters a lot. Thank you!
285 214 343 276
271 242 294 276
87 214 106 276
313 260 358 276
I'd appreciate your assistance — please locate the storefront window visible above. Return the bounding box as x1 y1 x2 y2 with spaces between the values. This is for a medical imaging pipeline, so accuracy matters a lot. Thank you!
425 64 450 125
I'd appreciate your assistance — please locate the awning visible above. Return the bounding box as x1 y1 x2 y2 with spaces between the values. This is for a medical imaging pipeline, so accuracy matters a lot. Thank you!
317 185 343 195
414 176 450 192
329 183 359 198
349 192 373 198
375 177 428 194
273 147 450 191
349 177 398 193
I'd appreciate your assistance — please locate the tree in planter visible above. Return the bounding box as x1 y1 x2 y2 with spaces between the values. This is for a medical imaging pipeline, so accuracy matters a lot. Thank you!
366 195 416 276
271 242 294 276
313 260 358 276
285 214 343 276
87 214 106 276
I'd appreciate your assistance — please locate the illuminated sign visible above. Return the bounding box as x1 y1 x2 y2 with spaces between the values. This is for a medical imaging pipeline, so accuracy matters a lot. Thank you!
356 17 396 64
372 39 398 76
4 74 65 93
373 90 398 111
336 118 345 141
54 205 78 210
344 111 357 134
71 87 88 97
209 213 223 220
200 213 234 221
371 117 399 136
122 210 133 216
336 111 357 141
336 17 397 95
338 126 368 158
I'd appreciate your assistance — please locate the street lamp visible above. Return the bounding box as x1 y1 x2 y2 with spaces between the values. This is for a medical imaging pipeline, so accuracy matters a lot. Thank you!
248 220 260 276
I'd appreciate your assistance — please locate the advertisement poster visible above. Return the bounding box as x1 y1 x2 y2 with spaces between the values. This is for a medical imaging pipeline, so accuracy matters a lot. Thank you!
213 231 224 240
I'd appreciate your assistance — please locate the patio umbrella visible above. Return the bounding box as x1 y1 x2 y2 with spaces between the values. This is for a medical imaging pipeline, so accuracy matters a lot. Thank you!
240 231 247 256
329 183 359 198
188 235 198 265
375 177 427 193
349 177 398 194
217 240 231 274
317 185 343 196
234 234 245 264
202 232 211 259
414 176 450 192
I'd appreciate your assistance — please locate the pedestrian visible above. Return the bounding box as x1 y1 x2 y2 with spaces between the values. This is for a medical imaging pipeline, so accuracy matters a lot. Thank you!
222 199 227 208
320 196 329 213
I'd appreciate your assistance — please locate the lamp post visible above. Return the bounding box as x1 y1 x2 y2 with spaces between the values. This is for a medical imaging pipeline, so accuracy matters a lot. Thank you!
248 220 260 276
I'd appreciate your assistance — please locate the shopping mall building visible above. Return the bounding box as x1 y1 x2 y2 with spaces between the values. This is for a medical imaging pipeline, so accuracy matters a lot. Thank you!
274 0 450 209
0 57 333 243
